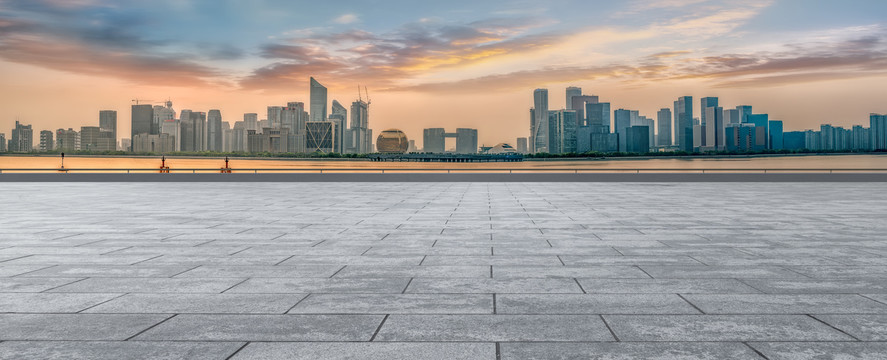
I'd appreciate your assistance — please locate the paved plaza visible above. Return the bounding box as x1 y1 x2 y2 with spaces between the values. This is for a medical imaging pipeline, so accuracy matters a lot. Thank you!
1 182 887 359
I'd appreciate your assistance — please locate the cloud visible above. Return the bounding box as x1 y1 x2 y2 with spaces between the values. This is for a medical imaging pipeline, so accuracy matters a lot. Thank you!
0 0 232 86
333 14 359 24
239 15 560 91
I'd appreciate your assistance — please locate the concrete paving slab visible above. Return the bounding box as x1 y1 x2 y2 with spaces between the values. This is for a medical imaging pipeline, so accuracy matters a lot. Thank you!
47 277 246 293
497 294 701 314
375 315 615 342
225 277 410 294
230 342 496 360
0 314 170 340
406 277 583 294
133 314 384 341
604 315 855 341
577 278 761 294
83 293 307 314
0 293 122 313
289 294 493 314
749 342 887 359
683 294 887 314
0 341 245 360
500 342 764 360
814 314 887 340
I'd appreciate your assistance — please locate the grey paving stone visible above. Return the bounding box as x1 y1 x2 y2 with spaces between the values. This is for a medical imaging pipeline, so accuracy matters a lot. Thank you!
226 277 410 294
231 342 496 360
334 265 491 278
604 315 854 341
289 294 492 314
406 277 583 294
500 342 764 360
0 277 83 292
749 342 887 360
421 256 562 266
277 255 424 266
559 255 703 266
578 278 761 294
20 265 194 278
134 314 384 341
0 293 122 313
785 266 887 279
638 265 804 279
48 277 246 293
138 255 289 266
493 266 650 279
497 294 700 314
814 314 887 340
173 265 342 278
374 315 615 342
0 341 245 360
683 294 887 314
0 254 159 266
742 279 887 294
0 265 52 277
0 314 170 340
83 293 306 314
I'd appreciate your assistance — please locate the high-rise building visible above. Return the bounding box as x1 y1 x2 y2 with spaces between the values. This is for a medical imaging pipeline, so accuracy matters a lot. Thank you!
769 120 784 150
423 128 446 153
152 101 175 135
747 114 769 149
614 109 632 152
783 131 806 150
132 133 175 153
625 126 650 153
161 119 181 151
267 106 283 129
207 110 223 151
872 113 887 150
231 121 247 152
39 130 53 152
310 77 328 123
306 121 335 153
247 128 289 153
329 100 347 153
724 108 741 125
55 128 79 151
243 113 258 132
674 96 693 151
456 128 479 154
736 105 753 124
704 106 724 150
531 89 549 153
0 133 6 152
549 110 578 153
99 110 117 144
571 95 599 127
10 121 33 152
700 97 718 126
516 137 528 154
348 100 370 153
179 110 194 151
131 104 153 148
281 102 307 153
657 108 672 147
565 87 582 109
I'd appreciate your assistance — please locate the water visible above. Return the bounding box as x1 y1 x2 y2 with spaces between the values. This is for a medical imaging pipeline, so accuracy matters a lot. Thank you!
1 154 885 172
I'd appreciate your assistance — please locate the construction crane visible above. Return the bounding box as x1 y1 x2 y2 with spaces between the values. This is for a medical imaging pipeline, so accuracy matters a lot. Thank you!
131 99 153 105
364 86 371 108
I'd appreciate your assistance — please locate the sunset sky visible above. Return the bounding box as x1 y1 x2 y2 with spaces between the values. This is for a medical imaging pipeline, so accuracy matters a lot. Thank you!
1 0 886 147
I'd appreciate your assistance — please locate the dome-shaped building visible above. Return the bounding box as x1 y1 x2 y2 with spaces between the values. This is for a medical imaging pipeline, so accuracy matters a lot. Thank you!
376 129 409 154
485 143 518 154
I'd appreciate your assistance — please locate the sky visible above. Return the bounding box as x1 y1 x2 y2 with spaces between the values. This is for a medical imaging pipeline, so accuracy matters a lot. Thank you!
1 0 886 148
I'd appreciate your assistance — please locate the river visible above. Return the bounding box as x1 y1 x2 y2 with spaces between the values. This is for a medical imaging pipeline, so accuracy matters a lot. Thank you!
1 154 885 172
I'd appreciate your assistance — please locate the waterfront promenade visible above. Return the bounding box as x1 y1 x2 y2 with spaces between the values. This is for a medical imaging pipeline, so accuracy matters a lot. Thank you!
1 182 886 359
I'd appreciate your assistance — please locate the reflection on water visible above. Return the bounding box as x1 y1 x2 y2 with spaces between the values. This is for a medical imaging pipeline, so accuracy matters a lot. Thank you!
0 154 886 171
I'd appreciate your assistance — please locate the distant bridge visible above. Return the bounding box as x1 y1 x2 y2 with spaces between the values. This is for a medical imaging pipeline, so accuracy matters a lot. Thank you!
369 153 523 162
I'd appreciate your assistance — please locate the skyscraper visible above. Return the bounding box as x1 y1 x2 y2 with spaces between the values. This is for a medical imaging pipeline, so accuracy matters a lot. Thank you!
548 110 577 153
423 128 446 153
310 77 328 123
329 100 347 153
243 113 258 132
267 106 283 129
700 97 719 126
349 100 370 153
769 120 784 150
130 104 153 147
674 96 693 152
207 110 222 151
704 106 724 150
614 109 632 152
872 114 887 150
456 128 478 154
565 87 582 109
99 110 117 144
657 108 672 147
516 137 528 154
55 128 79 151
531 89 549 153
152 101 175 135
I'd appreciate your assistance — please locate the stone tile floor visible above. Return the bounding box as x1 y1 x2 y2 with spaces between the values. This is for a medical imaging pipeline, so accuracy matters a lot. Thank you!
0 182 886 359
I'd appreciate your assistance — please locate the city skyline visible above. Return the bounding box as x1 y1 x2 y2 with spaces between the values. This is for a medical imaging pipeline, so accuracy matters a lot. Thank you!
2 1 887 147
